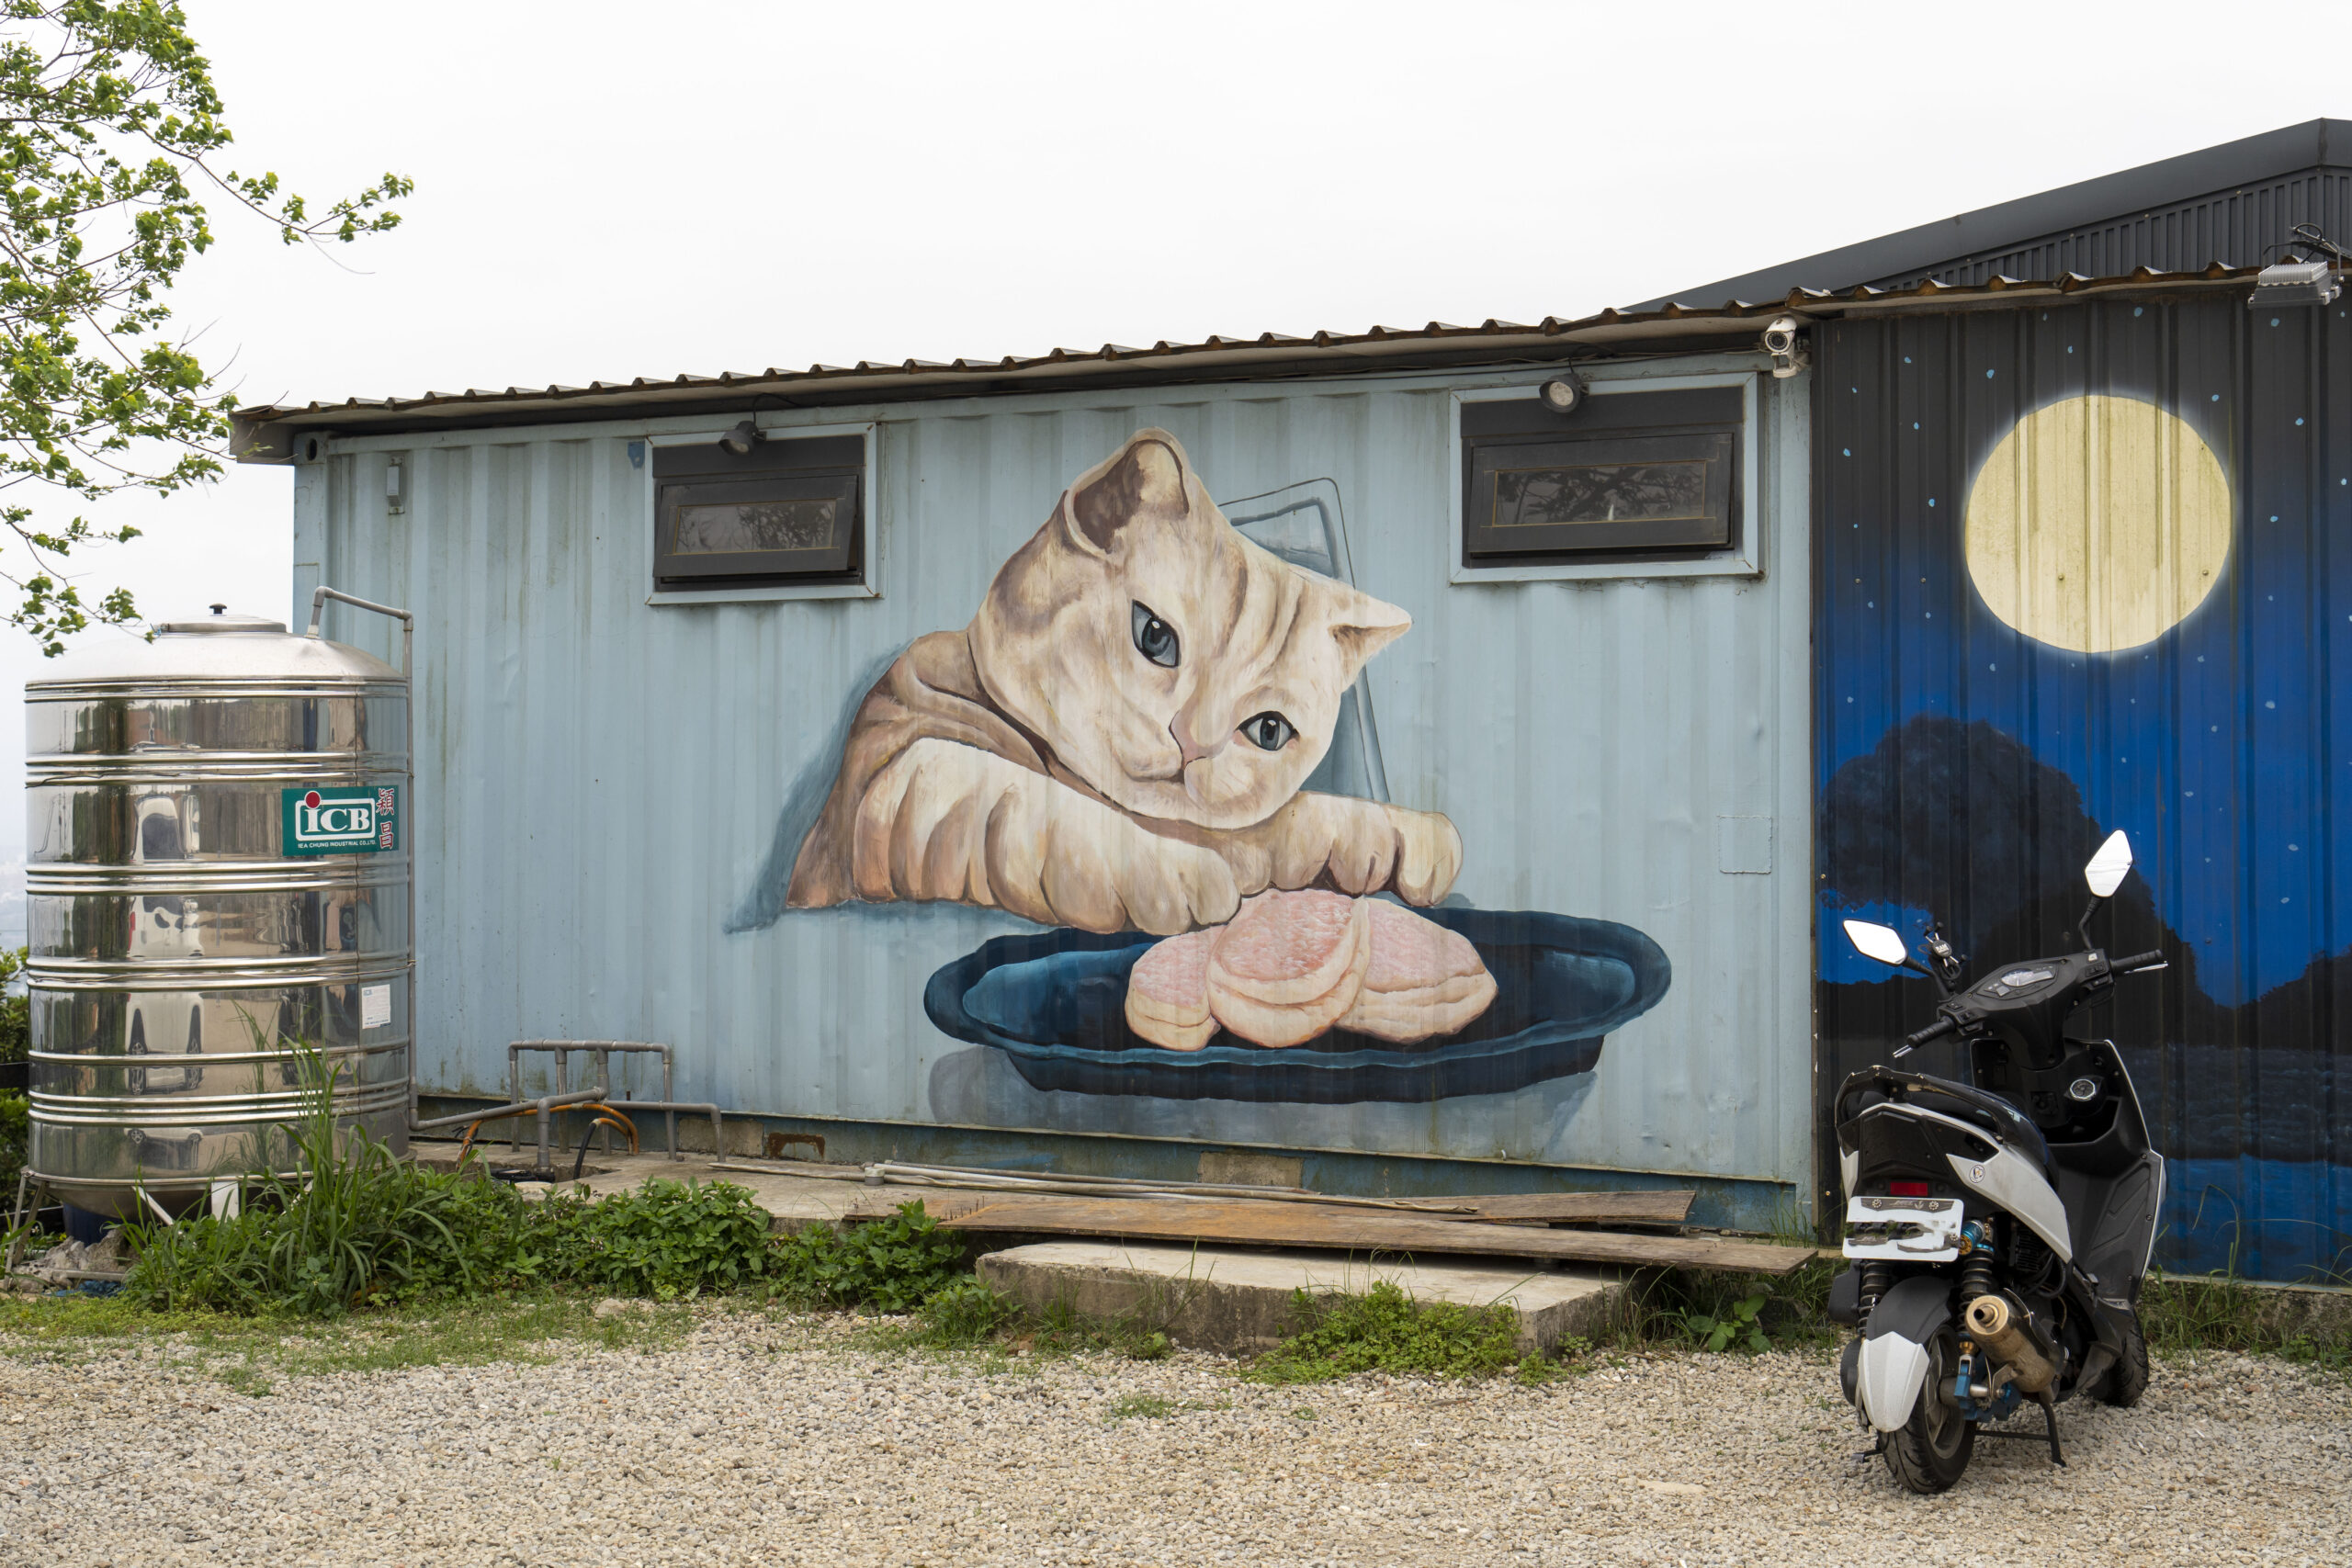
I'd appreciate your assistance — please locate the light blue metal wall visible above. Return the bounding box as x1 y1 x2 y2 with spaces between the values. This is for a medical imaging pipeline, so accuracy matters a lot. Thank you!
293 354 1815 1195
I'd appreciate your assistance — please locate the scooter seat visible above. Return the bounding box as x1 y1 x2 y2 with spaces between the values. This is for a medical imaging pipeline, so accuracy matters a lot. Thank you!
1901 1072 2056 1179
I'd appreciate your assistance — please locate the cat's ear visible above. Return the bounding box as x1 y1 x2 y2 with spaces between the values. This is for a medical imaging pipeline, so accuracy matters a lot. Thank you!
1324 585 1412 678
1063 429 1193 557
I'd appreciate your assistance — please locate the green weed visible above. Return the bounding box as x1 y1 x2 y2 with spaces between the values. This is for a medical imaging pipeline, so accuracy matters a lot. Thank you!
1678 1292 1770 1353
769 1201 969 1313
121 1046 559 1314
910 1280 1021 1348
2142 1265 2351 1375
1615 1258 1838 1355
106 1035 797 1317
1 944 31 1197
1244 1280 1538 1384
554 1179 779 1300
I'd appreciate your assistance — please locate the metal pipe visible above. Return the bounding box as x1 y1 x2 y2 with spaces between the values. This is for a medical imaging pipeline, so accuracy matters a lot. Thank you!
594 1101 725 1162
1964 1294 2057 1395
409 1087 608 1134
507 1042 680 1157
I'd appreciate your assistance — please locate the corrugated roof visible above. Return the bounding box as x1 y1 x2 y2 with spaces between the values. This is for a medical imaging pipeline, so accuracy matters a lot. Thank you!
1631 118 2350 308
231 263 2264 455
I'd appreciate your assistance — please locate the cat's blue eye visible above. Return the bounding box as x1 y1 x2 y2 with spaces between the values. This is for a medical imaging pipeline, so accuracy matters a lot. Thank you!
1239 712 1295 751
1130 601 1180 668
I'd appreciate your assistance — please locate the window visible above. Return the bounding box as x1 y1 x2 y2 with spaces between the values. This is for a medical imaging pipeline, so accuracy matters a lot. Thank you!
1462 387 1739 562
650 430 870 597
1449 375 1758 582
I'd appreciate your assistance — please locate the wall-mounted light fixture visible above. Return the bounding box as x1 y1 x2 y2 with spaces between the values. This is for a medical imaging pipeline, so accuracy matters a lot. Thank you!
386 456 405 516
2249 224 2346 309
718 420 764 457
1538 371 1589 416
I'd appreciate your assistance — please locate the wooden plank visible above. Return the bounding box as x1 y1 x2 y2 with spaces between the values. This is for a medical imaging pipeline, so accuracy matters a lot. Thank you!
1397 1190 1697 1225
846 1192 1817 1275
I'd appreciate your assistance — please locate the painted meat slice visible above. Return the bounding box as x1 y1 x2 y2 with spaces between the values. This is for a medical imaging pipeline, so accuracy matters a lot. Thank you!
1204 889 1371 1048
1124 894 1498 1051
1124 929 1217 1051
1339 897 1499 1043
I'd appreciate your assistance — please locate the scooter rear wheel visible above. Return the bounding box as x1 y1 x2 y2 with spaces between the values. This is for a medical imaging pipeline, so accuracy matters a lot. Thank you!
2098 1311 2151 1408
1883 1331 1974 1494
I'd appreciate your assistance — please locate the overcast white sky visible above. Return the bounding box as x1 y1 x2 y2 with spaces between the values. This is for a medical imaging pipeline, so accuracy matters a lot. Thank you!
0 0 2338 865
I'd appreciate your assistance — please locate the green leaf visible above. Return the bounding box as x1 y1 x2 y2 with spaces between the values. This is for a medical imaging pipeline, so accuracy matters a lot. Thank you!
0 1 411 649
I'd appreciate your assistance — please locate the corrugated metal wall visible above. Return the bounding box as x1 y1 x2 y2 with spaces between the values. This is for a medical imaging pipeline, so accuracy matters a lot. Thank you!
296 355 1816 1201
1815 292 2350 1280
1871 171 2352 290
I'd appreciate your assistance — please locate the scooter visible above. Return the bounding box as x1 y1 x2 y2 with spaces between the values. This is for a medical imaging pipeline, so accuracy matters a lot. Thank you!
1828 829 2165 1494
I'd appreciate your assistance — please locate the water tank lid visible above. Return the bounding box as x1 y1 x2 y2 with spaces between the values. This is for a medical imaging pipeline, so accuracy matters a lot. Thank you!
27 608 402 688
154 605 288 634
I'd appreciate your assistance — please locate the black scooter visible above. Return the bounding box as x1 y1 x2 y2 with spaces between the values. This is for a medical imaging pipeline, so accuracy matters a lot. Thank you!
1829 829 2165 1494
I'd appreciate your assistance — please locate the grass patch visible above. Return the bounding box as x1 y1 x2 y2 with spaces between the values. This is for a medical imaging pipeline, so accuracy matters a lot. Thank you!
1605 1251 2346 1376
119 1039 790 1314
1614 1256 1839 1356
2142 1268 2351 1375
768 1203 971 1313
96 1042 967 1324
1243 1280 1574 1384
0 1290 700 1393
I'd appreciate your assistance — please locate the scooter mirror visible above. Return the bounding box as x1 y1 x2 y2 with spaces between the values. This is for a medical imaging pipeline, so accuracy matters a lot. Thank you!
2084 829 2134 898
1842 919 1914 968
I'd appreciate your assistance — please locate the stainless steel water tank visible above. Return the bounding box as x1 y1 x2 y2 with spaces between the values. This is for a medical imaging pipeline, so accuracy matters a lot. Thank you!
23 605 412 1217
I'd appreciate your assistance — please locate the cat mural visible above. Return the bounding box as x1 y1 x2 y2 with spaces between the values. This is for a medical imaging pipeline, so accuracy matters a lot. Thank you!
772 426 1673 1105
786 428 1463 933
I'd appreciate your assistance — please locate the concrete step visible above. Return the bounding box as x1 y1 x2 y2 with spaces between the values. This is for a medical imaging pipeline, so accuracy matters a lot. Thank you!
975 1240 1625 1358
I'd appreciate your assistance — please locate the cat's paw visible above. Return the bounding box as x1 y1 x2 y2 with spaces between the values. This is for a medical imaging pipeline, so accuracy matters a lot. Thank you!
1383 805 1464 906
1112 837 1240 935
1250 794 1461 905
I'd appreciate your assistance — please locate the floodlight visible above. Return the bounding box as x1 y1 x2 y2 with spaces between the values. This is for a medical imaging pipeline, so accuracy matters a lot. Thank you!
1538 372 1588 416
2248 258 2340 310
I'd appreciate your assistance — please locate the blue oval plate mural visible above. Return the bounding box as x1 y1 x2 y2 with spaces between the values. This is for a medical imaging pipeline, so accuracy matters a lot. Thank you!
923 908 1670 1104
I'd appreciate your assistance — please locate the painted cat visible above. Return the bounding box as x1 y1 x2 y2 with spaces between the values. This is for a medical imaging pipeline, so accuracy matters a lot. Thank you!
785 428 1462 934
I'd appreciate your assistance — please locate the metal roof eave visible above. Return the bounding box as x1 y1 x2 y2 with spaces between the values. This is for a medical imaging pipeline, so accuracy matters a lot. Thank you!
228 311 1794 455
230 266 2264 457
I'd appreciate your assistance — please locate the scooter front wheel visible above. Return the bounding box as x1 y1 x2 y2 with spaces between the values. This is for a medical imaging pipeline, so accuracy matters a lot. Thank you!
1883 1330 1974 1494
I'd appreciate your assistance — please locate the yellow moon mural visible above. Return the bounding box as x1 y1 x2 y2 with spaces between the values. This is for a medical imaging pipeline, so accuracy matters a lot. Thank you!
1963 393 2232 654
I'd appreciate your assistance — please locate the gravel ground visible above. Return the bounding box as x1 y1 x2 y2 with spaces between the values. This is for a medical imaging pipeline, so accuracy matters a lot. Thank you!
0 1307 2344 1568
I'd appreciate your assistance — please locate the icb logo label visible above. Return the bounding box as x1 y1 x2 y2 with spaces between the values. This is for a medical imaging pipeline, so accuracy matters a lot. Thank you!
282 785 399 856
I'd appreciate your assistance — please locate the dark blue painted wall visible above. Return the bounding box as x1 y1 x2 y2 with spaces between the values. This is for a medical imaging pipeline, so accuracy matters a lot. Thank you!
1815 291 2349 1282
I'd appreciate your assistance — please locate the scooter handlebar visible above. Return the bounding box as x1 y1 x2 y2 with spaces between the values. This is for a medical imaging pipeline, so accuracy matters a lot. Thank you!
2110 950 2168 975
1898 1016 1958 1054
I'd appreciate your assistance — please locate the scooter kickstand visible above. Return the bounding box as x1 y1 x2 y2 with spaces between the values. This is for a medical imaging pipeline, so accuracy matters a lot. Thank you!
2035 1393 2067 1467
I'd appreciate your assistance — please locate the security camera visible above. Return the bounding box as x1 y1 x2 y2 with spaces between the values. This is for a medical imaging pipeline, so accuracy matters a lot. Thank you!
1537 370 1589 416
1761 316 1809 378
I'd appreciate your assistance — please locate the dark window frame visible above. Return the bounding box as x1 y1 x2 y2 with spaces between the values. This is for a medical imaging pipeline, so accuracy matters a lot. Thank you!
650 431 869 594
1458 384 1747 570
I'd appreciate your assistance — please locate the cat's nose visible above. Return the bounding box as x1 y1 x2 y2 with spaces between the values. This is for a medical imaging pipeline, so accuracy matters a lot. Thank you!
1167 715 1216 767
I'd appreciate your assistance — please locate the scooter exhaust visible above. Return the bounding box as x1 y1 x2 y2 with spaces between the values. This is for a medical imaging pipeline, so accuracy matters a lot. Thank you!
1963 1294 2056 1395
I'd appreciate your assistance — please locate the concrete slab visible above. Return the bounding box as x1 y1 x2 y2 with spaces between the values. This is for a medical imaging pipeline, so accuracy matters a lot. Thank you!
975 1240 1624 1356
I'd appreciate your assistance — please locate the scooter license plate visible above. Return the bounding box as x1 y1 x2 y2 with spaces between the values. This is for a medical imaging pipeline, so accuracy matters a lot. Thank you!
1843 1196 1962 1262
